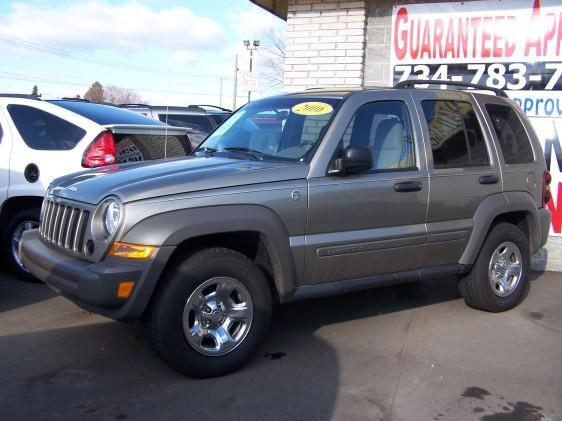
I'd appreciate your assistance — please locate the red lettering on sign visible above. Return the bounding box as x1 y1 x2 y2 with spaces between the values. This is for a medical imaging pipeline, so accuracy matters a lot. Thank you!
433 18 444 58
470 17 482 57
504 16 516 57
557 12 562 56
391 2 562 62
543 13 557 55
481 16 493 57
457 18 469 58
410 19 421 59
394 7 408 60
524 0 542 56
444 18 456 58
547 183 562 234
420 20 431 58
492 16 504 57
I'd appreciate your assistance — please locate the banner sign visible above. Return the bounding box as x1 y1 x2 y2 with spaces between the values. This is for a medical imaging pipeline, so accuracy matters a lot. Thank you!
391 0 562 235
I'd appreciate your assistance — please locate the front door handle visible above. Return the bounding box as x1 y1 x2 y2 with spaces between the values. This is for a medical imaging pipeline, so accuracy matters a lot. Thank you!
394 181 423 192
479 174 499 185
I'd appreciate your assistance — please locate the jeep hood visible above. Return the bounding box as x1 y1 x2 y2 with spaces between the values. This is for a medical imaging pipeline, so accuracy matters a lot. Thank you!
50 156 308 204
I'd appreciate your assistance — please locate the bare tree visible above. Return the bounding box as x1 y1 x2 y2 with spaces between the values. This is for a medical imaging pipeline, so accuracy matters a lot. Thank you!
103 85 144 105
257 26 286 87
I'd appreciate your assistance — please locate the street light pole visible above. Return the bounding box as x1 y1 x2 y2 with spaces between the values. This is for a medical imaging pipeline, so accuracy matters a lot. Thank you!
243 40 260 104
232 54 238 111
248 48 253 103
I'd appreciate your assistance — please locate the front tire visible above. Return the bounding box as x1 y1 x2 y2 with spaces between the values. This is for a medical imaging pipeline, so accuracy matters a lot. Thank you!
459 222 530 312
3 209 40 282
147 247 272 378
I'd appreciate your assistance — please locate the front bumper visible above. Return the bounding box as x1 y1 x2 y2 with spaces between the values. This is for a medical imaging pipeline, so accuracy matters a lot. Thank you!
20 229 174 320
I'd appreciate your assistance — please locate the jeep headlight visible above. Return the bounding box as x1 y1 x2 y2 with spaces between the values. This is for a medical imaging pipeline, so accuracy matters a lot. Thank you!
103 200 121 237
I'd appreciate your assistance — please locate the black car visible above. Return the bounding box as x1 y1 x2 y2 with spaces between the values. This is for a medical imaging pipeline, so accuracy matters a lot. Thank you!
120 104 231 147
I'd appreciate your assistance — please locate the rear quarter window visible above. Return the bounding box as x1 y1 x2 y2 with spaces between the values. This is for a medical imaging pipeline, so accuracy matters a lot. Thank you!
485 103 534 164
8 104 86 150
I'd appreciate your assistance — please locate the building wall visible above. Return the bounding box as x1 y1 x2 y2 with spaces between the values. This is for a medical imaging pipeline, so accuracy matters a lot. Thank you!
363 0 394 87
284 0 367 91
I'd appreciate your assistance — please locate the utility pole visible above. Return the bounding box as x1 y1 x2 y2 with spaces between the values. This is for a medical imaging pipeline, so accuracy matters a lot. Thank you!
219 77 223 108
232 54 238 111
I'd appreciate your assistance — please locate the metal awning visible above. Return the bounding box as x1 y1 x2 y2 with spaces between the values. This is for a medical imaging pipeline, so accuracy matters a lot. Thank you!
250 0 288 20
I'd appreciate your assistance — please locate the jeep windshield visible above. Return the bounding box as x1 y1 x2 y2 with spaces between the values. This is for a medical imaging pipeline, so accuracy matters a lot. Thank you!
195 96 342 162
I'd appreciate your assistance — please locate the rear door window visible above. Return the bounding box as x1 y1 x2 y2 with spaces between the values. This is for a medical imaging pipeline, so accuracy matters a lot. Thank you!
422 100 489 169
7 105 86 150
485 103 534 164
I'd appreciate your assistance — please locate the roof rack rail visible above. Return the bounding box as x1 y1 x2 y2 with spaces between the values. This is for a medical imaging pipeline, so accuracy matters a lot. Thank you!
119 103 150 107
192 104 232 112
52 98 119 107
60 97 90 102
304 86 359 90
394 80 508 98
0 93 42 100
186 104 213 112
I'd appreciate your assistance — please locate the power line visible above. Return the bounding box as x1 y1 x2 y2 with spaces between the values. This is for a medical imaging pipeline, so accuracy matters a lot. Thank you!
0 33 233 80
0 71 249 98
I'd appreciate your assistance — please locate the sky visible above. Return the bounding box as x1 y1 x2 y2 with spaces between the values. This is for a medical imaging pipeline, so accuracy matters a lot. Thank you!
0 0 286 108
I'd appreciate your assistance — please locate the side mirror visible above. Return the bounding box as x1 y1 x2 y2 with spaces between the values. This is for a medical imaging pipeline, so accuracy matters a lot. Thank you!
330 146 373 175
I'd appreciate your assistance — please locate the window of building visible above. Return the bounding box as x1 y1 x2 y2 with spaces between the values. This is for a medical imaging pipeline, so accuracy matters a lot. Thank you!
8 105 86 150
485 103 534 164
342 101 416 171
422 100 489 169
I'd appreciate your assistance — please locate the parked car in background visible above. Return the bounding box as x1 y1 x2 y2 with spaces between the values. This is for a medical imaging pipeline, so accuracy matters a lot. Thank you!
0 94 191 279
121 104 231 147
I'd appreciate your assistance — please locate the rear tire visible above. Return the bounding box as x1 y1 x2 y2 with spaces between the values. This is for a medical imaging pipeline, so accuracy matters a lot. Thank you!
3 208 41 282
147 247 272 378
459 222 529 312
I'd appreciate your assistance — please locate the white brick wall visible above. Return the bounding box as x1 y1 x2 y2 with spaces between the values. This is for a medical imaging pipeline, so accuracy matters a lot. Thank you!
284 0 367 91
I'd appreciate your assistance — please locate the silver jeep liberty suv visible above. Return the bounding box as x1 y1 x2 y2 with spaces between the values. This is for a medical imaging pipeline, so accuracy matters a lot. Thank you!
21 81 551 377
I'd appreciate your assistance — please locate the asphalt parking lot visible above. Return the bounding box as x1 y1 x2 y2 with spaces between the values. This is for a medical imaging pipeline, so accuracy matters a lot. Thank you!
1 268 561 421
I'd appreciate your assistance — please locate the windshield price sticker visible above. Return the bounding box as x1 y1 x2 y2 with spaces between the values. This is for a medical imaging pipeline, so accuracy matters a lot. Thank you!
291 102 333 116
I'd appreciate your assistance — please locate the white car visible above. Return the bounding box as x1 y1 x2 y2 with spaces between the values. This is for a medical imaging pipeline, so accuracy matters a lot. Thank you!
0 94 192 279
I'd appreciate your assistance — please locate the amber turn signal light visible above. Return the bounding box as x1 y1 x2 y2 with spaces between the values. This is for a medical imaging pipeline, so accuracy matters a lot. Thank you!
117 281 135 298
108 242 156 259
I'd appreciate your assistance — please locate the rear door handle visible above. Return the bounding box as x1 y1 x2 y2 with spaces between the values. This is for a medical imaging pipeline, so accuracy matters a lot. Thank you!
479 174 499 185
394 181 423 192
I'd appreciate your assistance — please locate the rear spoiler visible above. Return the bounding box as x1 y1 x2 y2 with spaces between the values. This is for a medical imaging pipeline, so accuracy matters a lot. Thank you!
102 124 190 136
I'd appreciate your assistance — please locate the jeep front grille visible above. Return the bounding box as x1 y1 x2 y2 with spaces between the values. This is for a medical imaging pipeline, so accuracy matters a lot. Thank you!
39 199 90 253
